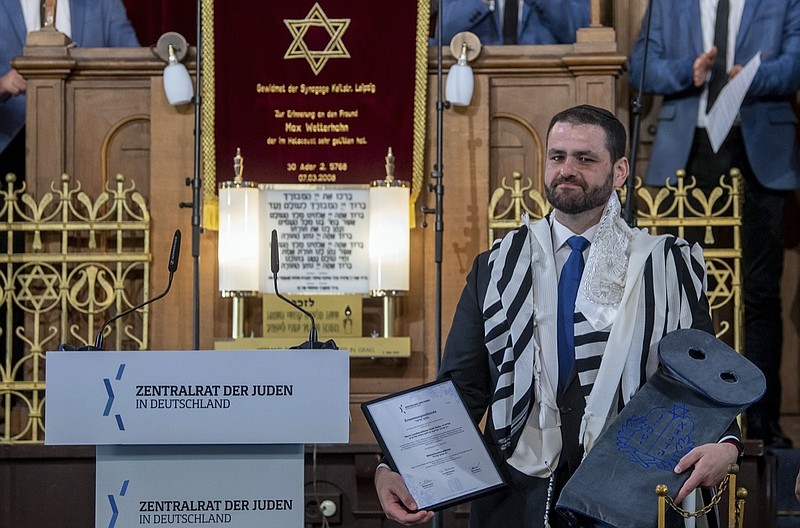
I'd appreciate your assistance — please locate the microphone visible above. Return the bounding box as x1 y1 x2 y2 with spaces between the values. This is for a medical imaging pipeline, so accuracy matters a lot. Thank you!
73 230 182 351
270 229 336 350
168 229 181 273
271 228 281 276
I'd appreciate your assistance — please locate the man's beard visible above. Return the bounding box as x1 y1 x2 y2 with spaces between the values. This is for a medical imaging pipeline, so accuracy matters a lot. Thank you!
544 171 614 215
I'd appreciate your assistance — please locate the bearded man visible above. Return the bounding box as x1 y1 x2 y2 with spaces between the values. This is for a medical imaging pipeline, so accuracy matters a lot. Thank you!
374 105 741 527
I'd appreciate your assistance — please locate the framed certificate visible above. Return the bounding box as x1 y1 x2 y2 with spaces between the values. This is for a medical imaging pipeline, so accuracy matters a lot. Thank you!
362 379 505 511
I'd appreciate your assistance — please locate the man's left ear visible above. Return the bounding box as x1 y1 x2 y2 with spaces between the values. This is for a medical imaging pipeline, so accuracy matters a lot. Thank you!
613 157 630 188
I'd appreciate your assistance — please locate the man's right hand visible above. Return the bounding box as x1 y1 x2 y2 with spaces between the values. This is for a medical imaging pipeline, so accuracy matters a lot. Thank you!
795 467 800 503
375 466 434 525
0 69 26 101
693 47 718 87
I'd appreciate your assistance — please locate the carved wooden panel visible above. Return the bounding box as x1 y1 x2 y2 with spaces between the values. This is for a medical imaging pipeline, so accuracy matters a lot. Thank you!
66 80 151 198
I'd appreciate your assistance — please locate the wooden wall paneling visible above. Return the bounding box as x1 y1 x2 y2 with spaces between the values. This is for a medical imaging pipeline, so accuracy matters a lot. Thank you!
490 80 551 208
614 0 646 53
488 51 624 211
67 78 151 198
103 116 151 195
424 68 492 371
491 113 544 196
0 446 95 528
148 74 217 352
781 210 800 415
577 75 617 109
25 78 67 199
620 1 662 177
492 76 578 126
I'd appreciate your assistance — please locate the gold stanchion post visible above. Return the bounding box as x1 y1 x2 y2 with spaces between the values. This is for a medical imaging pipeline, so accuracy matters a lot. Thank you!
656 484 668 528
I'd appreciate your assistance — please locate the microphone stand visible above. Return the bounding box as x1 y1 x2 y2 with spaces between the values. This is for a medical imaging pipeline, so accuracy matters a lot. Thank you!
420 2 446 526
624 1 655 227
179 0 204 350
191 0 204 351
422 0 446 378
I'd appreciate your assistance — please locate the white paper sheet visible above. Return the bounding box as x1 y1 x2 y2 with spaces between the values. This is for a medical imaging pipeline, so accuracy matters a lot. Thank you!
706 52 761 153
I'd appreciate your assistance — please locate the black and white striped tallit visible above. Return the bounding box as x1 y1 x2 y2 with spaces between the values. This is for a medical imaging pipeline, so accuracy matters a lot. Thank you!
483 224 536 453
482 209 708 462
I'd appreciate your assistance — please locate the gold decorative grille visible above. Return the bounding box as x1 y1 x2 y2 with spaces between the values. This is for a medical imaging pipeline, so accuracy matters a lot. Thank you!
488 169 743 351
0 173 151 444
630 170 742 352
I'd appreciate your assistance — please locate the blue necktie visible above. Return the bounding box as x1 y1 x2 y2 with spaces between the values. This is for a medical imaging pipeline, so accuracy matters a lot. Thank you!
557 236 589 393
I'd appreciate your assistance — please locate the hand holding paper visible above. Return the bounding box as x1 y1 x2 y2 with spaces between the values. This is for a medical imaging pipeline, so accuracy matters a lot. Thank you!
706 52 762 153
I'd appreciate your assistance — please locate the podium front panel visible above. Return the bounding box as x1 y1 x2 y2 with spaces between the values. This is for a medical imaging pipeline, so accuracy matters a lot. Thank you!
45 349 349 445
96 444 302 528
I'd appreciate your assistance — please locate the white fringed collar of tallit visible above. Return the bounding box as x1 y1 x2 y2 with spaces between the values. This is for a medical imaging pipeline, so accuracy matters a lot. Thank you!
575 192 634 329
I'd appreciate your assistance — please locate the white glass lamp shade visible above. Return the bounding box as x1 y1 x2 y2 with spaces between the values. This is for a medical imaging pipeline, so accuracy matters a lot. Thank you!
369 182 410 295
218 183 261 296
445 60 474 107
163 59 193 106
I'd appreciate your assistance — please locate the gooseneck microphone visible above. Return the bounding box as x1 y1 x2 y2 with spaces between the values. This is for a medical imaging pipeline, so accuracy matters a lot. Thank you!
271 229 320 348
92 230 182 350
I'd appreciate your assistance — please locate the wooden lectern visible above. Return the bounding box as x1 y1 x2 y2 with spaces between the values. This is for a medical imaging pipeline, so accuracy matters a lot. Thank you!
46 348 350 527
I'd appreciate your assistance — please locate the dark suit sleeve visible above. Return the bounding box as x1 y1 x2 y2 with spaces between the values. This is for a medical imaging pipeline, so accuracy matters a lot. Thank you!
528 0 590 44
747 0 800 96
437 252 493 426
104 0 140 47
628 0 696 95
440 0 492 45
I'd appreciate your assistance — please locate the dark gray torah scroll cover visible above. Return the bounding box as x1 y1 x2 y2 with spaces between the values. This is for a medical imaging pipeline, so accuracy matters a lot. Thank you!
556 328 766 528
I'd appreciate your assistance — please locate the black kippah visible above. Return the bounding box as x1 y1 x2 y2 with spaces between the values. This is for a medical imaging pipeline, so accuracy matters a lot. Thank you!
573 104 617 121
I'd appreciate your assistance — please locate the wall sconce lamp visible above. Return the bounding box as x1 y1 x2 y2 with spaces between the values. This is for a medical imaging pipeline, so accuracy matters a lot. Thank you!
218 149 260 339
154 32 194 106
445 32 481 107
369 148 410 337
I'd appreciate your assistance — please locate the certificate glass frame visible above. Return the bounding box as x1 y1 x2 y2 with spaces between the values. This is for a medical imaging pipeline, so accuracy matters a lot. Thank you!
362 379 505 511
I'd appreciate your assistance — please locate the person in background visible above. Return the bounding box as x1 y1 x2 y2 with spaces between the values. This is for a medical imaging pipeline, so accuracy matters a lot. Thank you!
374 105 741 527
437 0 590 45
0 0 140 183
628 0 800 449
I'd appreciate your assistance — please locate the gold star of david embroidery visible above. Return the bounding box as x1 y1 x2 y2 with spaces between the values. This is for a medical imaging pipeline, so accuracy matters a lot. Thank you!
284 3 351 75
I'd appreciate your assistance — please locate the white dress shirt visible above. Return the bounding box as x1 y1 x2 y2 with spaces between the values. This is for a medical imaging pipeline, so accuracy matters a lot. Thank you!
551 215 598 277
19 0 72 36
